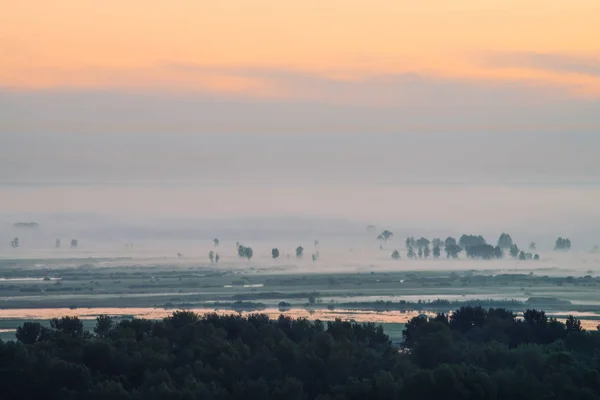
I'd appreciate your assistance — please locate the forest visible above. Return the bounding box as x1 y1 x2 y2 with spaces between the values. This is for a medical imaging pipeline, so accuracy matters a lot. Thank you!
1 307 600 399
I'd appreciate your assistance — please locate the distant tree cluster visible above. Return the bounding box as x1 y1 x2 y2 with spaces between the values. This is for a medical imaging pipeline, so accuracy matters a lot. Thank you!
10 237 19 248
271 248 280 259
3 307 600 399
208 251 220 264
555 237 572 251
497 232 514 249
377 230 393 243
237 243 253 260
397 233 541 261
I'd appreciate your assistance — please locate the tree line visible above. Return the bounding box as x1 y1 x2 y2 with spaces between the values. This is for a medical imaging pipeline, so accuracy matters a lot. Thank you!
2 306 600 399
380 232 563 261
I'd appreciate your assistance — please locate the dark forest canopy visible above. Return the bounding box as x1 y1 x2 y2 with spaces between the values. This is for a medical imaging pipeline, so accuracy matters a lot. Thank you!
2 308 600 400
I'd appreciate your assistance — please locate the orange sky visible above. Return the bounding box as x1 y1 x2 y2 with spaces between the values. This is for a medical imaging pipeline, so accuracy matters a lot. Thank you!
2 0 600 99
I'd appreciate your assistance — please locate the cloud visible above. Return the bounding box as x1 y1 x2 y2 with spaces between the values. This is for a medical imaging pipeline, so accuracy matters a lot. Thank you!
485 51 600 77
2 78 599 136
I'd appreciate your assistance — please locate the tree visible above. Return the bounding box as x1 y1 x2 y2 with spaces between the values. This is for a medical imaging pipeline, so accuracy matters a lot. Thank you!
244 247 253 261
272 248 280 259
391 250 401 260
296 246 304 258
314 239 319 247
565 315 582 333
534 254 540 260
555 237 572 251
494 245 504 259
407 246 416 259
378 230 394 243
497 233 514 249
459 234 486 249
433 245 441 258
509 244 519 258
416 237 430 249
213 238 220 247
432 238 444 248
11 237 19 248
444 243 462 259
406 236 417 248
418 247 423 258
215 253 220 263
50 316 84 337
71 239 78 248
209 251 215 263
444 237 457 247
449 305 487 332
55 239 61 248
519 251 526 260
524 309 548 326
465 244 496 260
16 321 44 344
529 242 536 250
94 315 114 338
237 244 246 258
423 246 431 258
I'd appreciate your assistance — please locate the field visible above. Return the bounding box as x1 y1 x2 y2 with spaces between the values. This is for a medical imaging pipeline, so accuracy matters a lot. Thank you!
1 243 600 341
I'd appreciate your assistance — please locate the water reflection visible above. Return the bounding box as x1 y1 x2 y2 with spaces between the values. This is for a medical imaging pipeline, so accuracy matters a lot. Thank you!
0 307 598 330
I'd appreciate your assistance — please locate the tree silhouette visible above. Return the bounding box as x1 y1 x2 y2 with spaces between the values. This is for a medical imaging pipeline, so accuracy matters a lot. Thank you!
433 245 441 258
566 315 583 332
459 234 487 249
444 243 462 259
509 244 519 258
431 238 444 248
554 237 572 251
497 233 514 249
444 237 457 247
272 248 280 259
15 322 44 344
492 245 503 258
391 250 401 260
416 237 430 249
94 315 114 338
378 230 394 243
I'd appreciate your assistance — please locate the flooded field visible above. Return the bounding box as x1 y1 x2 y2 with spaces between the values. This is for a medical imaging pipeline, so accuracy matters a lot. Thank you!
2 244 600 341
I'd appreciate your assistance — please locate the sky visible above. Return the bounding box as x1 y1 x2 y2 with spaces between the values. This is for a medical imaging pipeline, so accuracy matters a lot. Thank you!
2 0 599 133
1 1 600 235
